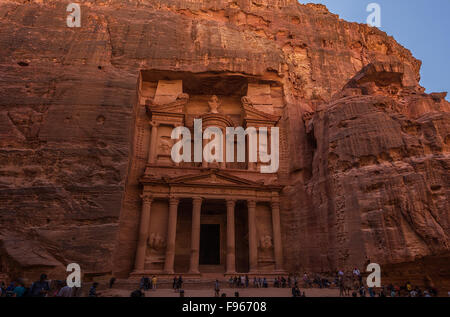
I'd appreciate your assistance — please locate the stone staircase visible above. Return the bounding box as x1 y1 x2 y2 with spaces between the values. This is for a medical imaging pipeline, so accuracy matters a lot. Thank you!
112 274 231 291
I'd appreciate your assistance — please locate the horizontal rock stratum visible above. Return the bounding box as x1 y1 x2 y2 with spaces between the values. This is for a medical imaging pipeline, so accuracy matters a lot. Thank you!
0 0 448 290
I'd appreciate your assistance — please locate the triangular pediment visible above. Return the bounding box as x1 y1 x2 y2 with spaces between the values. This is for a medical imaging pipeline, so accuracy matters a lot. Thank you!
167 170 264 187
242 104 280 124
146 94 189 114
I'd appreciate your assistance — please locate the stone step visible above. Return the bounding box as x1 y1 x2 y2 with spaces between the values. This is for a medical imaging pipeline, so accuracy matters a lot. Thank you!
110 277 240 290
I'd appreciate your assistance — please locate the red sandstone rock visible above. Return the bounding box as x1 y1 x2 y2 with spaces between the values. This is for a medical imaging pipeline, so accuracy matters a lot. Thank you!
0 0 448 289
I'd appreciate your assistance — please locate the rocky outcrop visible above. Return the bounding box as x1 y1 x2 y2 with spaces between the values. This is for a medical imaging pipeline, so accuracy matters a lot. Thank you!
0 0 448 287
296 63 449 275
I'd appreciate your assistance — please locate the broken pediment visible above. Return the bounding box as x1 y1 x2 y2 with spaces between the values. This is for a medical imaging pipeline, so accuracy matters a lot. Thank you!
153 80 183 105
242 96 280 126
146 93 189 114
247 83 272 106
152 170 267 188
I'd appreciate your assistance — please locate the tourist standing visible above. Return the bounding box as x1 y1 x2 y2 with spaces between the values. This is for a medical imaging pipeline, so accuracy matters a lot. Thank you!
30 274 50 297
13 281 26 297
173 276 177 290
177 275 183 290
109 277 116 288
57 282 73 297
214 279 220 297
152 275 157 290
88 282 100 297
338 276 345 297
359 285 366 297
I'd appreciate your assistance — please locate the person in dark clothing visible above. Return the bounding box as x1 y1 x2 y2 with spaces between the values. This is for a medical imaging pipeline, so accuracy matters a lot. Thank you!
173 276 177 290
89 282 100 297
291 282 301 297
30 274 50 297
214 280 220 297
109 277 116 288
130 288 145 297
177 276 183 290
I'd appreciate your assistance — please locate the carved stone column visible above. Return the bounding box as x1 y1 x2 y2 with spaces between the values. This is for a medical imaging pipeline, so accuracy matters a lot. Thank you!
271 200 284 271
148 121 159 164
164 197 179 273
226 200 236 274
247 200 258 272
189 197 202 274
134 194 153 271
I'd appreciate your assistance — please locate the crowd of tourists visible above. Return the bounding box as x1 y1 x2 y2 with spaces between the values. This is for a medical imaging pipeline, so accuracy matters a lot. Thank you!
131 275 184 297
0 274 85 297
222 268 443 298
227 275 296 289
138 275 159 291
1 269 445 297
326 268 440 298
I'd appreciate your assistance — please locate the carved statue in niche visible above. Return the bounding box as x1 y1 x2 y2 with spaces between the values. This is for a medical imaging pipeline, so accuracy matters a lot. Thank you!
258 235 273 250
208 95 221 114
159 136 173 155
148 232 166 251
241 95 253 107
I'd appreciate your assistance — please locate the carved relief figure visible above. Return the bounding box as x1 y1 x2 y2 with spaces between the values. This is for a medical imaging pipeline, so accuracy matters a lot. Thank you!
258 235 273 250
241 95 253 107
148 232 166 251
208 95 221 114
159 136 173 155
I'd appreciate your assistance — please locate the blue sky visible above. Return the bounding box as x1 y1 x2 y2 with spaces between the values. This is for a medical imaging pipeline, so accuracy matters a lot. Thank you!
299 0 450 98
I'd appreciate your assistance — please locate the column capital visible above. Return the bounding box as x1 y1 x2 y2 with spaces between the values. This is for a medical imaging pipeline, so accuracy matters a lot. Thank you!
271 200 280 208
226 199 236 208
150 120 160 128
192 196 203 203
247 200 256 208
140 193 153 203
169 196 180 205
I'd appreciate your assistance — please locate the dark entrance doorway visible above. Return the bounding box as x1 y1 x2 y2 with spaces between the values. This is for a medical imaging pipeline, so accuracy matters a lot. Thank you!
200 224 220 265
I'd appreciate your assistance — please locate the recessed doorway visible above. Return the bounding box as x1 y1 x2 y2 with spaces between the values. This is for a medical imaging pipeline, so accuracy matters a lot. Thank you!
200 224 221 265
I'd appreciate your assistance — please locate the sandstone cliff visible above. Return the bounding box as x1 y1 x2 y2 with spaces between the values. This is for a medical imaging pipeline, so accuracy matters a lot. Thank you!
0 0 448 288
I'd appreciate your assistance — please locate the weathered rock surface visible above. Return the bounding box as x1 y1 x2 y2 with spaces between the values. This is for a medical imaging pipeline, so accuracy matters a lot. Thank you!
0 0 448 288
